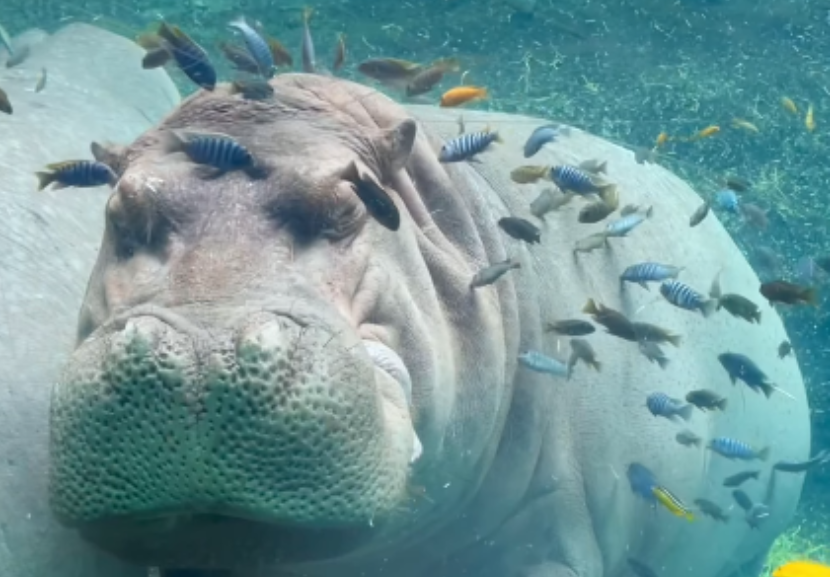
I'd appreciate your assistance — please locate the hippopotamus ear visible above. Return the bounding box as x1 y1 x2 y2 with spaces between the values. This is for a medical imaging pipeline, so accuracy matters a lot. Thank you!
90 140 128 176
377 118 417 177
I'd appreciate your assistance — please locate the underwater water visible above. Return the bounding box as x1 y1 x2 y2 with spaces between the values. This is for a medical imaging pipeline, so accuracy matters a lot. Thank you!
0 0 829 577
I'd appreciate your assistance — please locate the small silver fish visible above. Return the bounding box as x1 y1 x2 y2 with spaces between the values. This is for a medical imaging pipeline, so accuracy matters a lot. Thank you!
531 189 573 219
470 258 520 289
301 7 317 73
605 206 653 237
518 350 569 378
690 200 710 227
573 232 609 254
578 158 607 174
676 429 701 447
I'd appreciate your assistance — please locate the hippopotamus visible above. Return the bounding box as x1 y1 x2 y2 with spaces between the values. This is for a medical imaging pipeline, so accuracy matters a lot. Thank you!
2 24 810 577
0 23 177 577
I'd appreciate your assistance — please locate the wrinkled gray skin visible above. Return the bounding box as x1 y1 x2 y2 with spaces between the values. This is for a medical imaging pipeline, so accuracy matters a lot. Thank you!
8 25 809 577
0 23 178 577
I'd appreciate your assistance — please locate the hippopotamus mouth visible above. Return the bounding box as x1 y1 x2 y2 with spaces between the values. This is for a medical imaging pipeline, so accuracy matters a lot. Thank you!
50 301 421 567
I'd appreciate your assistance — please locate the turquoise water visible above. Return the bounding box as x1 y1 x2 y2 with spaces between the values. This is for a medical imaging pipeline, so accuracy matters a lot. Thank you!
1 1 829 576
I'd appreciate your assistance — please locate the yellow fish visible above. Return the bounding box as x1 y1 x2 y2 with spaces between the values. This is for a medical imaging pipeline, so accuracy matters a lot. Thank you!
687 125 720 141
806 104 816 132
781 96 798 115
652 486 694 521
655 132 669 147
774 561 830 577
732 118 759 133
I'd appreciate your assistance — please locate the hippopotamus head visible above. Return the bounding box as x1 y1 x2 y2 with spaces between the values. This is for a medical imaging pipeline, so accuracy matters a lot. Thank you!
49 75 513 571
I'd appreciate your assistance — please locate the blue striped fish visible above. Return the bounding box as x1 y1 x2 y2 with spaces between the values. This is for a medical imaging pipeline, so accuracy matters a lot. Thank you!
550 164 611 195
36 160 117 191
606 207 653 237
708 437 769 461
157 23 216 91
439 130 501 162
165 130 257 174
621 262 682 289
518 350 569 378
228 17 274 78
659 280 717 317
646 392 693 421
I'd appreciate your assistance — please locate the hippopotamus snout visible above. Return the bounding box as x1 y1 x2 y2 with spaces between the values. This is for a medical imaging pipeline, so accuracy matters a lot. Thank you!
50 304 418 557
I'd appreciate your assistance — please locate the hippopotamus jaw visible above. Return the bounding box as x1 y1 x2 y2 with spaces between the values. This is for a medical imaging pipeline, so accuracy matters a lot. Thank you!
49 303 420 567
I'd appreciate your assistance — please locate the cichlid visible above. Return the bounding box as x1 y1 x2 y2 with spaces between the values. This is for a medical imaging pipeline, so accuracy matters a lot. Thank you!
717 352 774 398
723 470 760 487
228 16 275 78
36 160 117 191
773 449 830 473
218 41 261 74
760 280 817 307
567 338 601 377
230 78 275 100
621 262 682 290
546 319 595 336
470 258 520 289
639 340 670 369
518 350 569 378
605 207 652 237
694 498 729 522
660 280 718 317
578 199 617 224
732 489 753 511
708 437 769 461
676 429 701 447
550 164 613 196
523 124 562 157
685 389 727 412
627 462 658 502
689 200 710 227
652 486 695 521
157 22 216 90
717 293 762 323
163 130 260 176
573 232 610 255
778 340 792 359
631 322 681 347
498 217 541 244
511 164 550 184
583 298 636 341
342 161 400 231
646 392 693 421
715 189 739 213
439 129 501 162
531 189 573 219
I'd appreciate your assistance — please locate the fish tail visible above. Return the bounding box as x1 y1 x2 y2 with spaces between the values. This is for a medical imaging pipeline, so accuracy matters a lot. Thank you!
754 310 762 323
510 260 522 270
690 437 700 447
656 357 670 370
594 160 608 174
717 398 728 411
644 206 654 218
582 298 599 315
600 185 619 209
802 287 819 306
303 6 315 24
701 298 718 318
590 360 602 372
35 171 55 191
677 403 694 421
684 511 695 522
760 381 775 399
667 333 682 348
757 446 770 462
160 129 187 154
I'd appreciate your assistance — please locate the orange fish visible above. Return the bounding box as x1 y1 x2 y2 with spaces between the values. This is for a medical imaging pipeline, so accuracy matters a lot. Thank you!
440 85 488 107
774 561 830 577
687 125 720 141
655 132 669 147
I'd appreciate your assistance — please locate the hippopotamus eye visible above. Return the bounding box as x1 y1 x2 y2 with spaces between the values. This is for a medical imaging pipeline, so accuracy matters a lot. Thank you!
105 188 172 260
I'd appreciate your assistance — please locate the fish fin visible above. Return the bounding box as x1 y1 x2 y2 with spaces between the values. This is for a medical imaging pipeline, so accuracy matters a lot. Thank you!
691 438 700 447
760 381 775 399
718 398 728 411
645 205 654 218
160 129 187 154
729 374 737 385
582 298 599 315
657 357 669 370
591 360 601 372
803 287 819 306
638 282 649 290
709 268 723 299
678 403 694 421
757 446 770 462
667 334 681 347
35 171 55 191
701 298 718 318
595 160 608 174
755 311 762 323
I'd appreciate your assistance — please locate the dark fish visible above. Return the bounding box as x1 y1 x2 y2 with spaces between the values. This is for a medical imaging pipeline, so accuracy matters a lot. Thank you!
228 16 274 78
694 498 729 522
142 47 172 69
685 389 727 412
627 462 658 502
157 22 216 90
725 175 751 192
723 470 760 487
357 58 422 86
717 293 761 324
778 340 792 359
627 558 659 577
760 280 817 307
498 217 540 244
230 78 274 100
405 59 460 97
583 299 637 341
35 67 47 93
732 489 753 511
342 161 400 231
163 130 259 176
772 449 830 473
621 262 682 290
219 41 261 74
301 7 317 73
550 164 613 195
646 392 693 421
439 130 501 162
524 124 561 158
605 207 652 237
546 319 595 336
0 86 10 114
332 33 346 72
689 200 710 227
568 338 601 377
708 437 769 461
578 200 616 224
268 37 293 68
470 258 520 289
640 341 669 369
660 280 717 317
676 429 701 447
631 322 681 347
36 160 117 191
518 350 568 378
717 352 774 398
